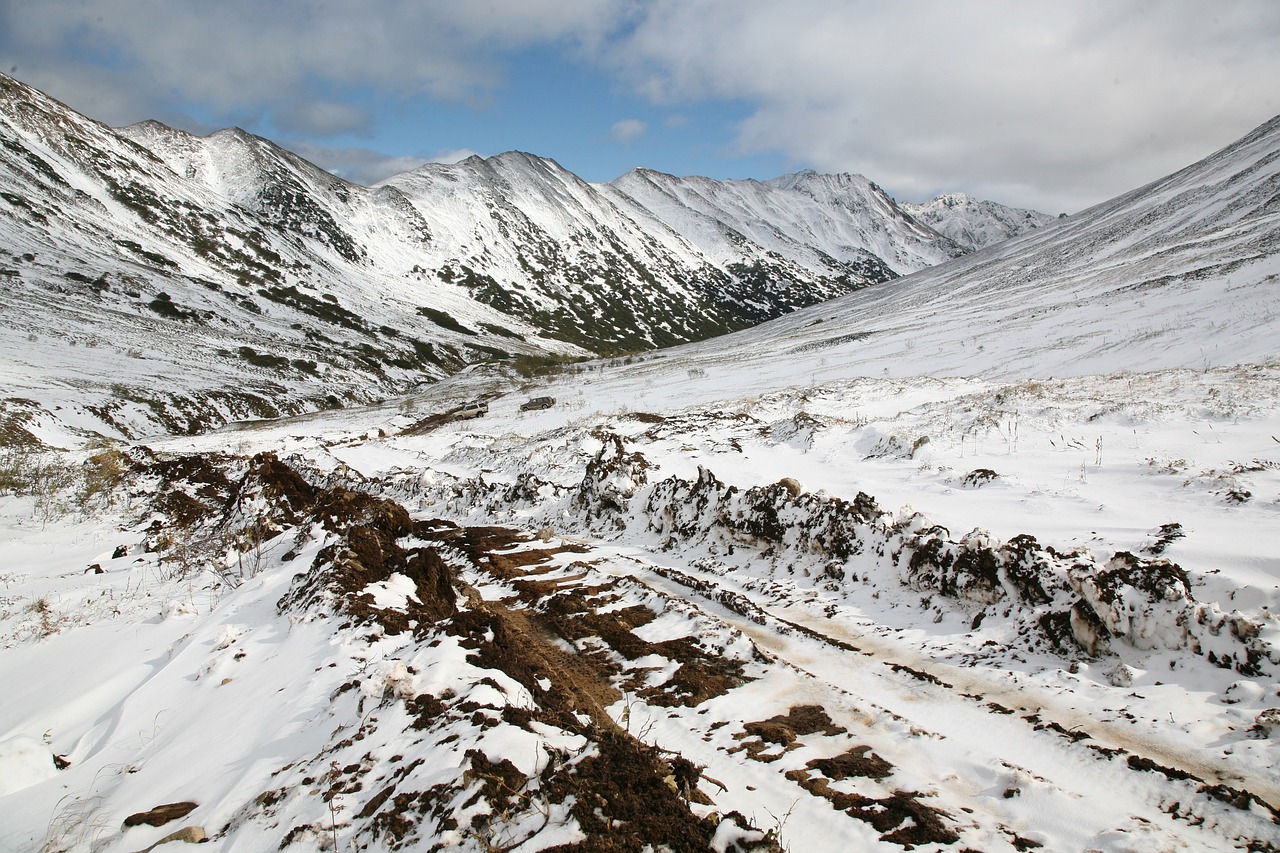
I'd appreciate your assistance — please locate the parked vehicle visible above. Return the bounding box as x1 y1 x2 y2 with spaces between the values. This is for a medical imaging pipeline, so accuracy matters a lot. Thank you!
520 396 555 411
456 400 488 418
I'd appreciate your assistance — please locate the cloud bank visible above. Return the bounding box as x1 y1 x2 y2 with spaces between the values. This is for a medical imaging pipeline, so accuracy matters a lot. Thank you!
2 0 1278 211
607 0 1280 211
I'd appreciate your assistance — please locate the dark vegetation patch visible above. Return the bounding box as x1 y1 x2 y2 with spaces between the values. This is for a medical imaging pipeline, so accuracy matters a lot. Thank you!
257 181 363 262
479 322 523 340
238 346 292 371
257 284 368 332
511 352 588 379
112 237 178 269
416 305 477 336
621 411 667 425
147 291 197 321
464 342 511 361
0 402 41 449
962 468 999 488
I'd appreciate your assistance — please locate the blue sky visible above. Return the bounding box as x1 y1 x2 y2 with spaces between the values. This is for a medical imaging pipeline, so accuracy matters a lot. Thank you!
287 44 790 185
3 1 1278 213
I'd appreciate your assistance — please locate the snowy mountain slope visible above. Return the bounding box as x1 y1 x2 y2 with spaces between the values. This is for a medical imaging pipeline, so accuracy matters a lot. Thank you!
901 192 1058 251
649 112 1280 389
602 168 954 277
0 70 1026 440
377 152 969 352
0 74 562 440
377 152 757 351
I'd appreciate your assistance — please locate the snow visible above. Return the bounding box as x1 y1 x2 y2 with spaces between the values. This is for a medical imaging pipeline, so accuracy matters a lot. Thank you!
360 573 420 611
2 371 1278 850
0 734 59 797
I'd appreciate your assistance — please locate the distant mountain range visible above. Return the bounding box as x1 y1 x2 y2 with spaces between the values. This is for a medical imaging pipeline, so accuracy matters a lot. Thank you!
677 113 1280 384
0 71 1048 438
901 192 1057 251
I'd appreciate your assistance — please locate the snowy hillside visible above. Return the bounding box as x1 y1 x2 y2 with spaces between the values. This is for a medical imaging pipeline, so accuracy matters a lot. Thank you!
602 168 956 277
1 74 1278 853
901 192 1057 251
669 113 1280 386
0 74 562 441
0 71 1021 440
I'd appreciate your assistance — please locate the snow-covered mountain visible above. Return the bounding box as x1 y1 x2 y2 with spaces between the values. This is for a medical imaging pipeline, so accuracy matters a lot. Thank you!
0 72 1028 439
901 192 1057 251
671 112 1280 385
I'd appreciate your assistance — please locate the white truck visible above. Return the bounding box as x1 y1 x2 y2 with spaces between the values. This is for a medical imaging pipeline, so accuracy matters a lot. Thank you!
456 400 489 419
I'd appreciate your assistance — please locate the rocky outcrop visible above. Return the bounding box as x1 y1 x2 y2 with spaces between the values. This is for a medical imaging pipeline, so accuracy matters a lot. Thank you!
639 463 1277 674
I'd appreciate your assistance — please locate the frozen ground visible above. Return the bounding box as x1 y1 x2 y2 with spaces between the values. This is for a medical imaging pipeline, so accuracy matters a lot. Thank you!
0 350 1277 852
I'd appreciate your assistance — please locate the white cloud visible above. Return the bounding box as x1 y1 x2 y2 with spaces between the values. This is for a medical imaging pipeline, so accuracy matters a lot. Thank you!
427 148 482 165
610 118 647 143
5 1 1279 212
604 0 1280 211
1 0 631 134
276 101 373 138
285 141 430 185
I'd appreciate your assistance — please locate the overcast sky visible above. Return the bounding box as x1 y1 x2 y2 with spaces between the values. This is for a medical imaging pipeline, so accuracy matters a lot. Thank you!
2 0 1277 213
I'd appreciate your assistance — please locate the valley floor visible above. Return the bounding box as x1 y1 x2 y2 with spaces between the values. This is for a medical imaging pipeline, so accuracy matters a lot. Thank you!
1 362 1278 852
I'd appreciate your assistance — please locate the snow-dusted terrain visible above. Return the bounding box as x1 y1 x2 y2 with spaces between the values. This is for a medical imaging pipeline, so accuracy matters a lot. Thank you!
1 75 1278 853
0 71 1041 442
901 193 1057 252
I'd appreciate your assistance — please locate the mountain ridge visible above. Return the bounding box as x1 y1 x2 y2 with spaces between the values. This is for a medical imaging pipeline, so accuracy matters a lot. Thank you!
0 70 1049 440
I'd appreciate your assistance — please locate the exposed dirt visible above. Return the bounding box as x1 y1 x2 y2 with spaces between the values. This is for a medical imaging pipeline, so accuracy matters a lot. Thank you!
380 524 780 850
277 486 456 631
785 765 959 849
804 745 893 782
734 705 848 762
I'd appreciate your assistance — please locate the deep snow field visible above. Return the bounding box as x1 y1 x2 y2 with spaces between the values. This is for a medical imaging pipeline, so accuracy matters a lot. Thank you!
1 345 1277 852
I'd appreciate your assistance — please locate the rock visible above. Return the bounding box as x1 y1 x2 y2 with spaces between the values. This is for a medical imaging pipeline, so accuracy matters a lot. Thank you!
1252 708 1280 737
123 802 198 828
131 826 206 853
1105 663 1134 687
775 477 802 498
